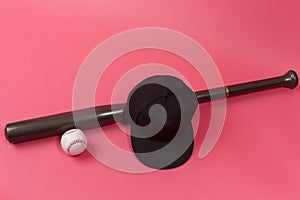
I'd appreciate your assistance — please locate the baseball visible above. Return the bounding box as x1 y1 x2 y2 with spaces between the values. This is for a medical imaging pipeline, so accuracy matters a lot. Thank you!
61 129 87 156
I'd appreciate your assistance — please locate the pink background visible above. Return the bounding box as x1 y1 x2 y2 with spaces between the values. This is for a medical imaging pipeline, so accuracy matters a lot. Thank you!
1 0 300 199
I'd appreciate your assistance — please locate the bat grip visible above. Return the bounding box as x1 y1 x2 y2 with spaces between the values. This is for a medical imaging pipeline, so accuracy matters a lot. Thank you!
196 70 298 102
5 104 125 144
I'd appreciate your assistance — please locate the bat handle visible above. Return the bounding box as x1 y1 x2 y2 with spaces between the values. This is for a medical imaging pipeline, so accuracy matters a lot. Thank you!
196 70 298 102
5 104 125 144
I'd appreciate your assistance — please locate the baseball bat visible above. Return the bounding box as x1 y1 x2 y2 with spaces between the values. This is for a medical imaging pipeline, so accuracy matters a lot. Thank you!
5 70 298 143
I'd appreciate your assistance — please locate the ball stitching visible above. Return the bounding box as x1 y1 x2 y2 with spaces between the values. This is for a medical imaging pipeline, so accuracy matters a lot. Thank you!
67 139 86 155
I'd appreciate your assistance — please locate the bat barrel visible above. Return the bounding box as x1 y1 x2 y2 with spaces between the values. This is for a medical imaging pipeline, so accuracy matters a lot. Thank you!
5 104 125 144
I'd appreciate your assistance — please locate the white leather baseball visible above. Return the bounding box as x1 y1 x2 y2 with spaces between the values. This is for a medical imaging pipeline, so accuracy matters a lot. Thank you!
61 129 87 156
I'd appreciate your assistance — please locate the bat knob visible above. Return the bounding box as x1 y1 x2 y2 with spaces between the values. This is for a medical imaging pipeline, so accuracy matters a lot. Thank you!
283 70 298 89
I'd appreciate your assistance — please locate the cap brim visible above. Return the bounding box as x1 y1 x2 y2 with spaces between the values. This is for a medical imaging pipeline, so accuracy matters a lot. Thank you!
130 122 194 169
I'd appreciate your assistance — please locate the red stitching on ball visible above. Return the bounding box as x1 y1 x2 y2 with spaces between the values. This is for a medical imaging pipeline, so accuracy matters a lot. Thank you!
67 139 86 154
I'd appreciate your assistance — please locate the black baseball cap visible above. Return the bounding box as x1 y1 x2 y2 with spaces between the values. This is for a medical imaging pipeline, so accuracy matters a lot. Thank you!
124 75 198 169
